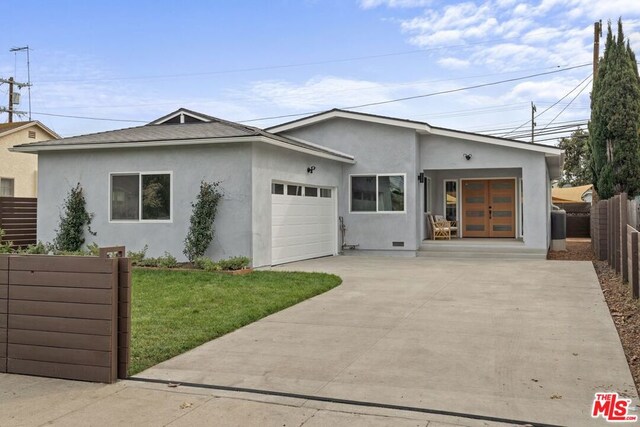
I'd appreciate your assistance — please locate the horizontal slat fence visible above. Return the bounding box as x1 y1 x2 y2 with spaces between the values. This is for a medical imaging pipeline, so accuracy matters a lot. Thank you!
0 249 131 383
0 197 37 248
593 194 640 299
556 202 591 238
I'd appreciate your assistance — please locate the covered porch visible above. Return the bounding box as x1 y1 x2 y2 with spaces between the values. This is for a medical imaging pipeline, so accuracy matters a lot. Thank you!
421 168 523 241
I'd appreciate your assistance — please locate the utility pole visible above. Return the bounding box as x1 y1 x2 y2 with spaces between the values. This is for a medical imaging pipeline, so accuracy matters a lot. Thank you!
0 77 30 123
531 102 537 143
593 20 602 81
8 78 14 123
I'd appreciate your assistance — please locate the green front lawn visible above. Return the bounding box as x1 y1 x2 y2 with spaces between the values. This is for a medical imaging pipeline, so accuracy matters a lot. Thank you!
130 269 341 375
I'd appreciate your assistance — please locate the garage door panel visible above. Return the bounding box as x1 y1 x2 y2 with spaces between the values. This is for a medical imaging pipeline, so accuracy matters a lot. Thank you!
272 215 332 227
272 223 329 240
271 190 335 265
272 233 333 247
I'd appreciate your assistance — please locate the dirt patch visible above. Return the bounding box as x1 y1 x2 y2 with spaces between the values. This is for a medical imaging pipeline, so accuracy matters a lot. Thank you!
547 238 595 261
548 238 640 395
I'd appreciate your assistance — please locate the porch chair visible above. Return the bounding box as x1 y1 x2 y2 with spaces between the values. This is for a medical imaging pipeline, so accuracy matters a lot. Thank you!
428 214 458 240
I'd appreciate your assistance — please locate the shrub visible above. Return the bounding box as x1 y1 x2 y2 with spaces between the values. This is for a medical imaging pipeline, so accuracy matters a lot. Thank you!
0 228 12 254
157 252 178 269
137 257 159 267
127 245 148 266
183 181 223 263
217 256 251 271
87 242 100 256
53 183 96 252
17 241 51 255
193 256 221 272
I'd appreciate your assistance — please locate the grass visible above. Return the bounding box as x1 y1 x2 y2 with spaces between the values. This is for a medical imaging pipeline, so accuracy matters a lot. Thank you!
130 269 341 375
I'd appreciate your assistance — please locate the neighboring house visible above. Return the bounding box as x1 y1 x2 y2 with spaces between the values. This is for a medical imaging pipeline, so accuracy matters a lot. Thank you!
552 184 593 204
13 108 563 266
0 121 60 197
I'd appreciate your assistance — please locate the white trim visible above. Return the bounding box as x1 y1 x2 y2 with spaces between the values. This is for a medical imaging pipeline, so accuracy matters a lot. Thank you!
429 128 561 155
519 177 524 238
11 135 356 164
149 109 212 125
349 173 407 214
268 110 431 134
425 177 432 213
267 110 562 156
0 177 15 197
108 171 173 223
443 178 459 224
0 121 60 140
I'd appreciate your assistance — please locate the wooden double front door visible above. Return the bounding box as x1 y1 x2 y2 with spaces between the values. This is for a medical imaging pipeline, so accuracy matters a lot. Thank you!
461 179 516 238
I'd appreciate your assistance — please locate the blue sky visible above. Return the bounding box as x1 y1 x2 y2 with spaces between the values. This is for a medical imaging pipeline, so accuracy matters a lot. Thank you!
2 0 640 142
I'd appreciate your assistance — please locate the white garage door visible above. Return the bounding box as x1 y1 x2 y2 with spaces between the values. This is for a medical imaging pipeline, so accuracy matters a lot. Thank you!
271 182 336 265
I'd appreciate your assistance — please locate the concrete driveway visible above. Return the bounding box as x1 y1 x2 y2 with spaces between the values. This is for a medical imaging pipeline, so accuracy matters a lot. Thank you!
137 256 637 426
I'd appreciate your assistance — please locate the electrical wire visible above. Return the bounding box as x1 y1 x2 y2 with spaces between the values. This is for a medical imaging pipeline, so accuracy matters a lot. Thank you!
539 77 593 131
501 73 592 137
34 30 567 84
239 63 591 123
25 63 591 125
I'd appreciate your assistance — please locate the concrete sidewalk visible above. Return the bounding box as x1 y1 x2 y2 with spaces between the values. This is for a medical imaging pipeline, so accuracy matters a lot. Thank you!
0 373 507 426
1 256 637 426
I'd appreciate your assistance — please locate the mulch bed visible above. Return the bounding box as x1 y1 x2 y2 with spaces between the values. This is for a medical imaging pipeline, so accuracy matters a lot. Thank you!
549 238 640 395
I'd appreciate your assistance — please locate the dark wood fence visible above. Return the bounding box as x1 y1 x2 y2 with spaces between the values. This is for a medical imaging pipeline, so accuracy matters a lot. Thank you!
0 249 131 383
0 197 37 248
556 202 591 238
592 194 640 299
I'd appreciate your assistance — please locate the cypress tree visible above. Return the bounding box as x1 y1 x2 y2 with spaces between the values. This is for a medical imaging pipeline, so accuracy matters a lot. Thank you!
589 19 640 199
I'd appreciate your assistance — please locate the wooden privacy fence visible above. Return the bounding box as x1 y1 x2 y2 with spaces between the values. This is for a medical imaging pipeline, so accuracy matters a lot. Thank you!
592 194 640 299
0 197 37 248
0 248 131 383
556 202 591 238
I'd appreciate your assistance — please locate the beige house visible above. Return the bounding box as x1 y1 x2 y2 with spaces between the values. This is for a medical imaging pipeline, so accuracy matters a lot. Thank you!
0 121 59 197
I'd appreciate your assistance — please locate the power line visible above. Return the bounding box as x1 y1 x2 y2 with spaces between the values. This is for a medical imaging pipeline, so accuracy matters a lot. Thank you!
539 77 593 131
35 31 565 84
31 111 147 123
501 73 592 138
27 63 591 126
239 63 591 123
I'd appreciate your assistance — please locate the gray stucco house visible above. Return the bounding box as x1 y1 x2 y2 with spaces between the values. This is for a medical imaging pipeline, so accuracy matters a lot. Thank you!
13 108 563 266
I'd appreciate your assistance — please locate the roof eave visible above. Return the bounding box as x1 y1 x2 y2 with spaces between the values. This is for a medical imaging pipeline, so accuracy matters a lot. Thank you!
10 135 355 163
267 109 432 133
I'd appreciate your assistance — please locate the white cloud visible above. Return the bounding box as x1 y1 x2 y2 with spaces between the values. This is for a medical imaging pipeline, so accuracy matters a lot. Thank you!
243 76 396 110
437 57 471 69
359 0 431 9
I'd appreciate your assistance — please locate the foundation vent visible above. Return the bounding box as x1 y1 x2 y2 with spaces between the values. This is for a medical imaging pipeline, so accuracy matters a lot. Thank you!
392 241 405 247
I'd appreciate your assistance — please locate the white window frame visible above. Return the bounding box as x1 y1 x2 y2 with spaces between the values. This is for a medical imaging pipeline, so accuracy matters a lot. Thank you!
108 171 173 223
0 177 15 197
425 177 432 213
271 180 333 198
443 179 459 223
349 173 407 214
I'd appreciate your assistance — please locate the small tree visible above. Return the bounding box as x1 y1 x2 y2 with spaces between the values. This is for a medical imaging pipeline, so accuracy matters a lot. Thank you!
558 128 591 187
184 181 223 262
53 183 95 252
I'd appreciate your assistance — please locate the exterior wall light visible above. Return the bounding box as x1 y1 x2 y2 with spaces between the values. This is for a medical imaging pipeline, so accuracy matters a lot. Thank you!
307 166 316 174
463 153 472 160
